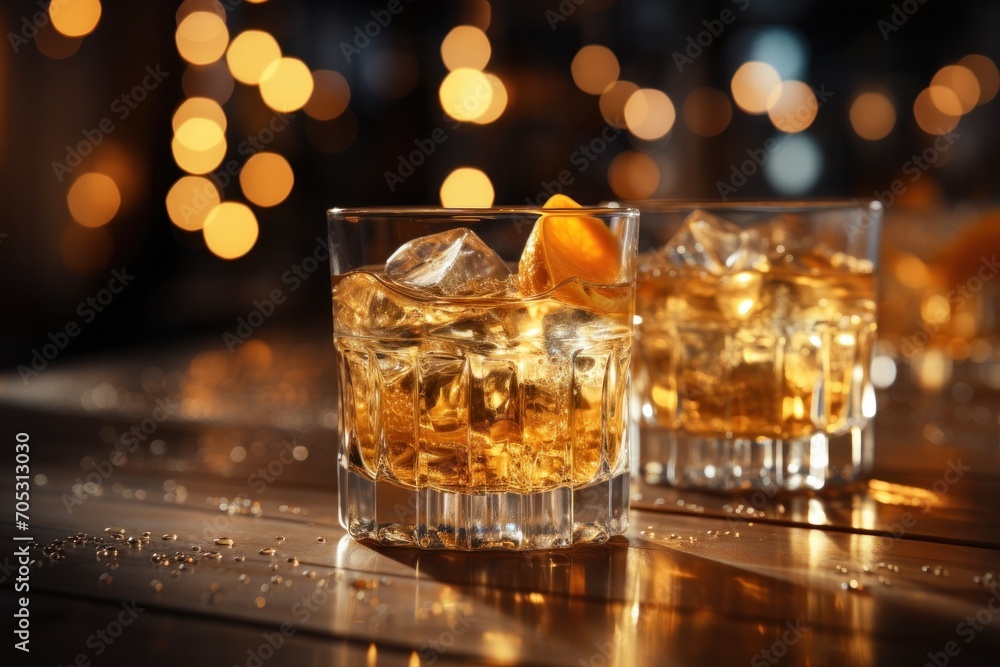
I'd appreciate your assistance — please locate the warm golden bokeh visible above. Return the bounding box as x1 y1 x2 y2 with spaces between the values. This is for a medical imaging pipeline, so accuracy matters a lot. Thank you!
175 117 225 152
439 168 494 207
67 173 121 228
259 57 314 112
930 65 980 115
441 25 491 71
172 135 227 174
913 88 960 135
599 80 638 128
175 11 229 66
304 70 351 120
849 92 896 140
571 45 619 95
50 0 102 38
36 21 84 59
166 176 221 231
624 88 675 141
470 73 507 125
226 30 282 85
957 54 999 105
172 97 227 133
766 81 818 133
731 61 782 114
202 202 259 259
439 68 493 121
240 152 294 207
682 87 732 137
608 151 660 199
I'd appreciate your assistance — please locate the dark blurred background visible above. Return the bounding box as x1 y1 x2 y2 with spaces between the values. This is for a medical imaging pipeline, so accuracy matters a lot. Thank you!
1 0 999 374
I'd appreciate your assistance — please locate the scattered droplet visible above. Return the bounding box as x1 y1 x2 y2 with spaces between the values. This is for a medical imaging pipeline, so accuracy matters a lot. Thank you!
190 545 202 552
99 573 113 585
259 547 276 556
150 579 163 592
234 555 246 563
162 533 178 541
104 527 125 535
215 537 234 547
316 537 326 544
287 557 299 567
275 536 286 543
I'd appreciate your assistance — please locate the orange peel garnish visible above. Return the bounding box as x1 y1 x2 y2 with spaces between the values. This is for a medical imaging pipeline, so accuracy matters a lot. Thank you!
518 194 622 297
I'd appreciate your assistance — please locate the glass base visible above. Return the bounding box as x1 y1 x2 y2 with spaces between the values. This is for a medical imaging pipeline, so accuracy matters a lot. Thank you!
640 422 873 492
339 464 629 550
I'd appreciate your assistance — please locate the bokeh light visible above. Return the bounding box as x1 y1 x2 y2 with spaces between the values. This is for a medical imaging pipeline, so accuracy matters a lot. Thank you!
226 30 282 85
304 70 351 120
571 45 619 95
764 134 821 194
166 176 221 231
36 22 84 59
624 88 675 141
172 97 227 133
202 202 259 259
850 92 896 140
682 87 732 137
172 135 227 174
175 117 225 152
67 173 121 228
470 73 507 125
930 65 980 115
259 57 314 112
599 80 638 128
441 25 491 71
50 0 102 38
748 27 807 80
766 80 818 133
913 88 959 135
608 151 660 199
440 68 493 121
440 168 494 207
730 61 782 114
239 152 294 207
957 54 999 105
175 11 229 66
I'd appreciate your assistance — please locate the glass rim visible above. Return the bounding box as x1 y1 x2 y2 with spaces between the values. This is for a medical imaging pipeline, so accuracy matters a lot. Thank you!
328 205 640 219
606 199 883 215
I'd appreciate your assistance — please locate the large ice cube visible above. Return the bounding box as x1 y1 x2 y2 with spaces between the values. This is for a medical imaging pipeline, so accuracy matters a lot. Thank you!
658 210 765 275
384 228 512 296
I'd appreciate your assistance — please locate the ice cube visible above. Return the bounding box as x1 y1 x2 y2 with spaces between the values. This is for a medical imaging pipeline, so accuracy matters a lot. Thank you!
333 272 420 338
384 228 512 296
659 210 765 275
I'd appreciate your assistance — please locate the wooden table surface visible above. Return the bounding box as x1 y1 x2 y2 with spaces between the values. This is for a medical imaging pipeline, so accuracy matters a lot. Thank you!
2 340 999 666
